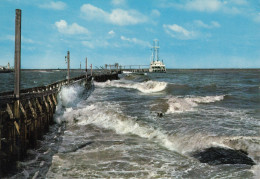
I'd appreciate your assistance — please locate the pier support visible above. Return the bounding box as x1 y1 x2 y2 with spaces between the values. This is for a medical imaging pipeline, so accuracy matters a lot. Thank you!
85 57 88 78
66 51 70 83
91 64 92 76
14 9 21 99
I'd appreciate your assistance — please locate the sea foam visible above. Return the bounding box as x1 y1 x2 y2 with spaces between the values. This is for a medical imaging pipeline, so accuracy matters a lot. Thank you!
166 95 225 113
95 80 167 93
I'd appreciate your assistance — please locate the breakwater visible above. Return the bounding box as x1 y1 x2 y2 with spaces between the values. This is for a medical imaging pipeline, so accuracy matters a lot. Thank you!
0 72 119 176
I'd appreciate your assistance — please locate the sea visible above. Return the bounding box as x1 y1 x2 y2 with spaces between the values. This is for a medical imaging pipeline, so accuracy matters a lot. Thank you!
1 69 259 179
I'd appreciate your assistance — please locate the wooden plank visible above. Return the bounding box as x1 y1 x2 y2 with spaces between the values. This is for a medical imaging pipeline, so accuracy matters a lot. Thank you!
14 121 20 135
20 102 27 119
36 98 43 114
47 95 53 109
43 96 49 113
52 94 57 105
28 100 37 119
6 103 14 119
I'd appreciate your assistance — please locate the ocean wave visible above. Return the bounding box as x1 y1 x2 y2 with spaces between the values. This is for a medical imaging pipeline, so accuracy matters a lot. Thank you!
166 95 225 113
55 84 86 124
95 80 167 93
54 99 259 167
59 101 259 156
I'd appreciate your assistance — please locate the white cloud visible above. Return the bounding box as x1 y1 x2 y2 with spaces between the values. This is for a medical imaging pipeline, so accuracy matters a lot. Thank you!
82 40 109 49
39 1 66 10
163 24 197 40
184 0 222 12
80 4 147 26
120 36 150 47
162 0 244 14
194 20 220 28
111 0 126 6
55 20 89 35
108 30 115 36
151 9 160 17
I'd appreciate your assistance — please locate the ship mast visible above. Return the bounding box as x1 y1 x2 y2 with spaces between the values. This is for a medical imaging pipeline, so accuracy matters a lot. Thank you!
152 39 160 62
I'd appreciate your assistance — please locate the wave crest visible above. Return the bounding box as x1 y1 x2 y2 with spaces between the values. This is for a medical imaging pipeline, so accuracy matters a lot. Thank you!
167 95 224 113
95 80 167 93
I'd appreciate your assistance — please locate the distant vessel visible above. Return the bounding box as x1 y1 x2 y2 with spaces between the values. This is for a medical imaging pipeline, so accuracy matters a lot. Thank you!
149 39 166 73
0 63 13 73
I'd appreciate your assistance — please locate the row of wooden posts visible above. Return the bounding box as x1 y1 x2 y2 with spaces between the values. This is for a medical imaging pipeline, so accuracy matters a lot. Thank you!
0 74 93 176
0 9 118 176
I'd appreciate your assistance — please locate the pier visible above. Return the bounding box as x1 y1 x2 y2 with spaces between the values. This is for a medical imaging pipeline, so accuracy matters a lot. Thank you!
104 64 149 73
0 9 119 176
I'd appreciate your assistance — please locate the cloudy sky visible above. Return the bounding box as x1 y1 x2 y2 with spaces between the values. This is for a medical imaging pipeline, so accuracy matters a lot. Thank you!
0 0 259 69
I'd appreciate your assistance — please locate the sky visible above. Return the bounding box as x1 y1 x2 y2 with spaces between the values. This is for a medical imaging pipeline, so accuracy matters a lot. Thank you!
0 0 260 69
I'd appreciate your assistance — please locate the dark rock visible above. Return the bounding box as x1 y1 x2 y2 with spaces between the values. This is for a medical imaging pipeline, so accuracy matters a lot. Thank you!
192 147 255 165
157 112 164 117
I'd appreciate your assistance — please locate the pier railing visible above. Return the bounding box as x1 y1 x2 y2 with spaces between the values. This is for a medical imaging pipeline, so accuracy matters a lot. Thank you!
0 75 90 174
0 8 120 176
0 72 119 175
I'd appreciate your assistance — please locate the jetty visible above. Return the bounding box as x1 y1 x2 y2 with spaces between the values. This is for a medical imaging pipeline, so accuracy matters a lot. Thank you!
0 9 119 176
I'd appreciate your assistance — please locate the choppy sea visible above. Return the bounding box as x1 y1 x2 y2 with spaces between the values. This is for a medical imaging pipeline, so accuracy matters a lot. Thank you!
1 69 260 178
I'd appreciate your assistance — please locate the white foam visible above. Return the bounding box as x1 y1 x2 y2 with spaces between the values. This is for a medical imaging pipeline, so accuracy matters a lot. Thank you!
58 102 180 153
56 100 260 163
166 95 224 113
95 80 167 93
122 71 133 74
55 84 85 124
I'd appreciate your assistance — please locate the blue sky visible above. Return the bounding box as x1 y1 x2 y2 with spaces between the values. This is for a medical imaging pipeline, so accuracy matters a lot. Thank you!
0 0 259 69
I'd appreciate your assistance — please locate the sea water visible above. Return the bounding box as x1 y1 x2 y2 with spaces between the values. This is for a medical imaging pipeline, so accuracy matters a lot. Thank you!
1 69 259 178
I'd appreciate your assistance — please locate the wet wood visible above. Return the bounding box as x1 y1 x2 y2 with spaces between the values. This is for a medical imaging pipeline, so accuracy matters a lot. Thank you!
0 72 119 176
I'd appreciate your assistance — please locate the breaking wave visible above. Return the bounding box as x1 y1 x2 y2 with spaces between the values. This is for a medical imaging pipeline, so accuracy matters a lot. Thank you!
95 80 167 93
166 95 225 113
55 84 86 124
56 99 259 163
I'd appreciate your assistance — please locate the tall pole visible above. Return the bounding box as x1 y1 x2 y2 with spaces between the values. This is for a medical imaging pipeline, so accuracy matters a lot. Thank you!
14 9 21 100
90 64 92 76
85 57 88 78
67 51 70 83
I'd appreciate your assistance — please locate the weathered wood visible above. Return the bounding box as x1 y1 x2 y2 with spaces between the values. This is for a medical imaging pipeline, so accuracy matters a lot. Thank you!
91 64 93 76
20 103 27 119
67 51 70 83
52 94 57 106
14 121 20 135
86 57 88 78
43 96 49 113
6 104 14 119
14 100 20 119
14 9 21 99
36 98 43 114
0 72 118 176
47 95 53 110
28 100 37 119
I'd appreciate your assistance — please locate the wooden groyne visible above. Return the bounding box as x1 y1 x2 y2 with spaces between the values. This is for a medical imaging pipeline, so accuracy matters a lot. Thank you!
0 9 120 176
0 73 119 176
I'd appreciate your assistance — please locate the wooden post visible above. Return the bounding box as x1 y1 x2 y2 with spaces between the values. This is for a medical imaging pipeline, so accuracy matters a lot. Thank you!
14 9 21 100
90 64 92 76
67 51 70 83
14 9 21 161
85 57 88 78
109 65 111 74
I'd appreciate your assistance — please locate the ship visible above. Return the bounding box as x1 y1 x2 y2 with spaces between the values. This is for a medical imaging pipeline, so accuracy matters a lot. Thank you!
149 39 166 73
0 63 13 73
